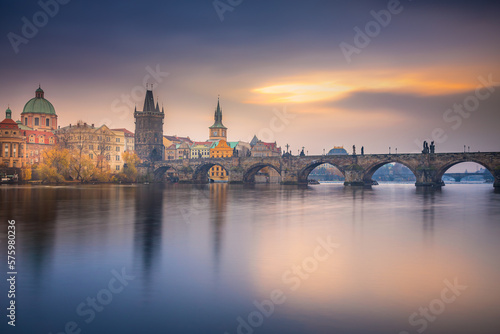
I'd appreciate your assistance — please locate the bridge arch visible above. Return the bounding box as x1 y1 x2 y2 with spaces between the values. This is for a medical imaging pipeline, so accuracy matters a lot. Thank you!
298 162 346 184
153 165 179 182
193 162 230 184
434 159 495 184
363 160 418 184
243 163 281 183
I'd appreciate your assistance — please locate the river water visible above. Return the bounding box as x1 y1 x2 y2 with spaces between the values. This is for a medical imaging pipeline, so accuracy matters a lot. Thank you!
1 183 500 334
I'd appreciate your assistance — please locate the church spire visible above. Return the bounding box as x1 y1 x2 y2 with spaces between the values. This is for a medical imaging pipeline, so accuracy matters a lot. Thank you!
214 97 222 124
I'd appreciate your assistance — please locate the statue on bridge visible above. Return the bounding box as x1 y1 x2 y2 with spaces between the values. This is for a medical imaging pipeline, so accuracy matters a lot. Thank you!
300 147 305 157
430 141 435 154
361 146 364 156
233 147 238 157
422 141 430 154
353 145 356 155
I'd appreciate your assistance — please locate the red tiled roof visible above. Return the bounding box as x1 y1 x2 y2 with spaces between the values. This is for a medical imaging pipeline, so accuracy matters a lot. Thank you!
111 128 134 136
0 118 19 129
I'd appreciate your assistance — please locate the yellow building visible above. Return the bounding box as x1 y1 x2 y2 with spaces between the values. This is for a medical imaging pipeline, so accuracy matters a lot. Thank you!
190 142 211 159
56 122 125 172
0 108 26 168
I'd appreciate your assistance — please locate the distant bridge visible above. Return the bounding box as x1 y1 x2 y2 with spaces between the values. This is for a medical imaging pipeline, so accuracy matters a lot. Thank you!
137 152 500 188
443 172 494 182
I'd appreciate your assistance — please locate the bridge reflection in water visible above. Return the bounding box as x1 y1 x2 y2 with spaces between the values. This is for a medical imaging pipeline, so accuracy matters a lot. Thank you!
140 152 500 188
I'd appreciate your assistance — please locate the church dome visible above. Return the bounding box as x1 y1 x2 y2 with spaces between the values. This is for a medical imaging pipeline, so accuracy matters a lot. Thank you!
22 86 56 115
327 146 348 155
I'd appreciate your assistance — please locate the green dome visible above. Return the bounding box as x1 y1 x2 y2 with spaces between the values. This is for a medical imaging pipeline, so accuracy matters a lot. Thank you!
22 98 56 115
22 87 56 115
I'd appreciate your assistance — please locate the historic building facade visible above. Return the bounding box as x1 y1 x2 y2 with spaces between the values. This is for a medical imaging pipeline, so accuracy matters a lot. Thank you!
56 122 125 172
111 128 135 152
16 86 58 165
0 108 26 168
190 142 212 159
250 136 281 157
134 89 164 162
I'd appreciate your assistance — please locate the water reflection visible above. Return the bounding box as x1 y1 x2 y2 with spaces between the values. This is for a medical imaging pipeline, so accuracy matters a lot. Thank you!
134 185 164 283
1 183 499 334
209 184 227 275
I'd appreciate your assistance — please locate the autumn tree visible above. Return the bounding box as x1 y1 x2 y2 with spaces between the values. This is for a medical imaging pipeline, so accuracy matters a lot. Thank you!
69 149 95 182
39 147 71 183
121 151 140 182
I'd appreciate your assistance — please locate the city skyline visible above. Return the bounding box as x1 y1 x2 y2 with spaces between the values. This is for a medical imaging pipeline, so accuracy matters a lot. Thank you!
1 0 500 155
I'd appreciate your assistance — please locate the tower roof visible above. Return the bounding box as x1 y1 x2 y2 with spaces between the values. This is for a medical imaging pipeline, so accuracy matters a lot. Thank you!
210 97 227 129
1 108 18 129
142 90 156 112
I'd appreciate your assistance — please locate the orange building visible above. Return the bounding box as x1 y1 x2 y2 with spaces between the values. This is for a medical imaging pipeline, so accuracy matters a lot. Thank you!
209 140 233 182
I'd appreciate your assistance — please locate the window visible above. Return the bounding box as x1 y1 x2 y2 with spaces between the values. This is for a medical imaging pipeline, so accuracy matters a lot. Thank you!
49 137 54 144
106 137 110 142
89 153 93 159
46 118 50 127
116 165 120 171
89 144 93 150
116 147 120 152
24 118 28 125
34 118 39 126
116 138 120 142
106 155 110 161
116 155 120 161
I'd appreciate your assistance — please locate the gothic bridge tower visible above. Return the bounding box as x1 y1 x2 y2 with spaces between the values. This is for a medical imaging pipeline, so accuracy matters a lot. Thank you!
134 88 164 162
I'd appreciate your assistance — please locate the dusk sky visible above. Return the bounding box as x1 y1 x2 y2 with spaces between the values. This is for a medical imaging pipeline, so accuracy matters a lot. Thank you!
1 0 499 155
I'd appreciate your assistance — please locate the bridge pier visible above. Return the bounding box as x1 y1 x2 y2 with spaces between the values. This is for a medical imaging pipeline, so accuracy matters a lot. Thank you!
344 168 367 187
415 168 443 187
281 169 300 185
228 168 244 184
494 169 500 189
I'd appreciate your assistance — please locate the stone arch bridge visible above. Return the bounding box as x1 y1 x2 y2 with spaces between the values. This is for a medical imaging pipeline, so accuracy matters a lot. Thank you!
137 152 500 188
